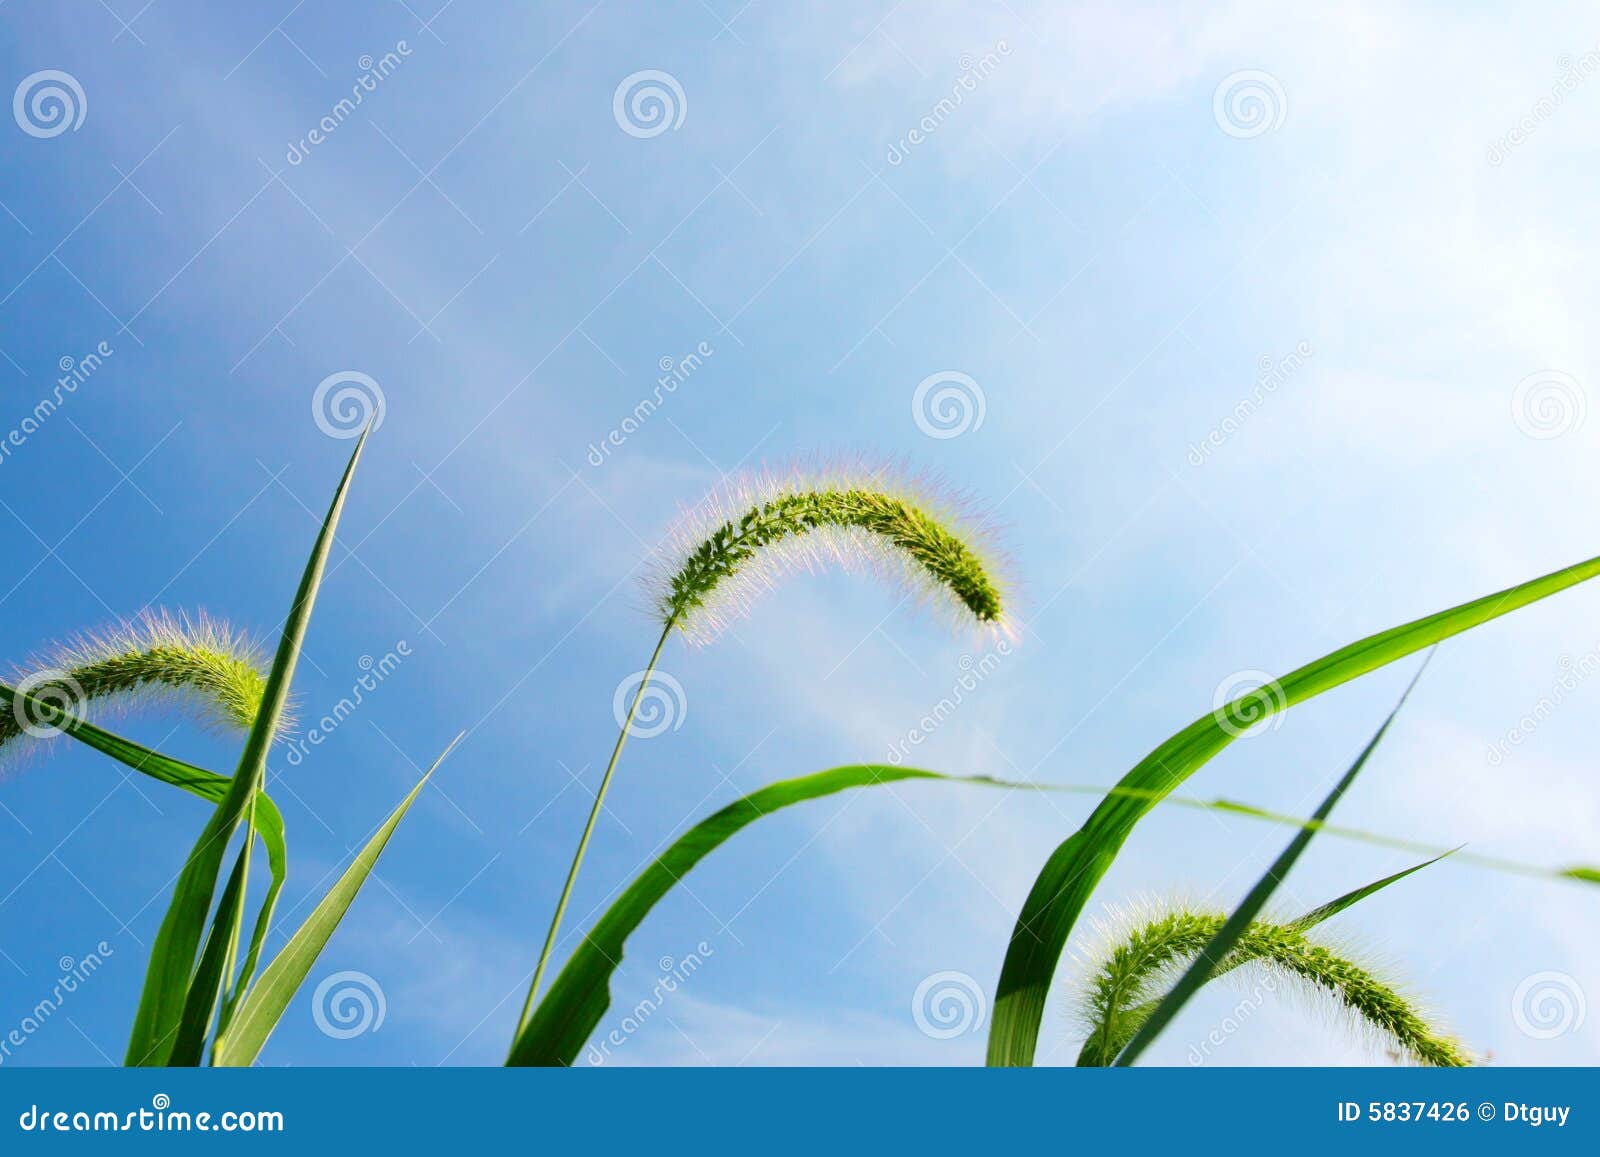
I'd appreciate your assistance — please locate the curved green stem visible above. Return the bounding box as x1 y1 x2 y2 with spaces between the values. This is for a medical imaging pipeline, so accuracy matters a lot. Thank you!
511 621 673 1050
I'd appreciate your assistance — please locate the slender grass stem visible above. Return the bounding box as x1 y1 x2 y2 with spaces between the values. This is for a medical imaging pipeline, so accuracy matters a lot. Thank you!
513 621 674 1047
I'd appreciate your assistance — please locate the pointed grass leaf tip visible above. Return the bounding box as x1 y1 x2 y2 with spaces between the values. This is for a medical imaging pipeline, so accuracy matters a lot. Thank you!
649 459 1011 644
1070 899 1472 1067
1 608 283 764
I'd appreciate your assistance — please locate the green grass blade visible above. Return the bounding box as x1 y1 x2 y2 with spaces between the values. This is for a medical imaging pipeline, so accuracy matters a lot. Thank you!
507 753 1593 1066
214 735 461 1067
8 660 1583 1064
1112 658 1429 1066
217 842 285 1041
2 681 240 799
507 764 944 1065
1284 849 1456 934
0 688 293 991
1193 795 1583 883
167 812 254 1066
988 551 1600 1067
12 674 1577 928
124 431 367 1066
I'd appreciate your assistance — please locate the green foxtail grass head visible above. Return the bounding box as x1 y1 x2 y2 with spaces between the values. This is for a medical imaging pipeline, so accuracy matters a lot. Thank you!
649 460 1010 644
1071 900 1471 1067
1 609 281 764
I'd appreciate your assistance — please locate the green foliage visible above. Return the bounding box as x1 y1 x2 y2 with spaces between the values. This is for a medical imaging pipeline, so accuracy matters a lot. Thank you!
6 436 1598 1071
515 469 1011 1046
1076 907 1470 1067
215 737 461 1067
1115 659 1428 1065
124 431 366 1066
510 753 1508 1066
988 550 1600 1067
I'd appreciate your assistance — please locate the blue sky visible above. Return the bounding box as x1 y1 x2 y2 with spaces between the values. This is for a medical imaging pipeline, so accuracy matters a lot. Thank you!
1 1 1598 1067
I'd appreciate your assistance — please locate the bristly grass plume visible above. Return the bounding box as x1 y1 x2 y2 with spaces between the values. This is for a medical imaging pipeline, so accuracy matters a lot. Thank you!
1072 901 1471 1067
649 460 1010 644
0 609 279 765
13 428 1600 1071
513 459 1011 1051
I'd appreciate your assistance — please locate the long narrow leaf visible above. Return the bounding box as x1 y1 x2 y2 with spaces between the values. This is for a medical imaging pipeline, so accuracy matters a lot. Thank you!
505 757 1548 1067
988 551 1600 1067
0 683 279 820
168 813 254 1066
9 677 1579 908
507 765 940 1065
125 430 367 1066
214 735 461 1067
0 686 293 992
1285 849 1455 933
217 845 284 1041
0 702 289 1064
1114 656 1429 1065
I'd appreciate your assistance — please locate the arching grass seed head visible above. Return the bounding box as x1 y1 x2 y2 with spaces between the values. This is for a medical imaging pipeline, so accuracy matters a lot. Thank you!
1 609 280 766
650 460 1011 645
1070 898 1471 1067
